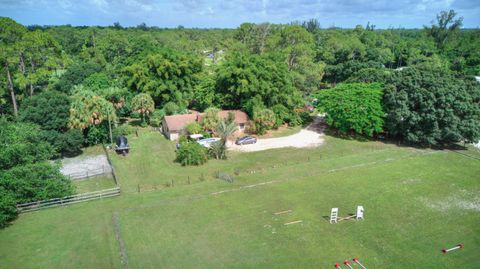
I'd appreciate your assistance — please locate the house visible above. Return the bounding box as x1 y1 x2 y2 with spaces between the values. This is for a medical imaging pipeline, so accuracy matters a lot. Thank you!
162 110 249 141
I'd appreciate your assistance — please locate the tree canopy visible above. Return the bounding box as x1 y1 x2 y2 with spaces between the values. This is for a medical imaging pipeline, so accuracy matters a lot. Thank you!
315 83 385 137
383 67 480 145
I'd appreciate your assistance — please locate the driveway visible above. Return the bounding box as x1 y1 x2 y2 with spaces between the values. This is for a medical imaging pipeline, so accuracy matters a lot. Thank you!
229 116 325 152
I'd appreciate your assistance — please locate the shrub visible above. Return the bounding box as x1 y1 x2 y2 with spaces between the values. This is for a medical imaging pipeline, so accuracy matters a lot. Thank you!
272 104 290 128
149 110 165 127
48 129 84 157
253 108 276 135
163 102 179 116
209 141 226 160
0 188 17 229
130 111 141 119
216 171 234 183
0 162 74 203
202 107 220 132
185 122 202 135
175 141 208 166
85 123 109 145
113 124 136 138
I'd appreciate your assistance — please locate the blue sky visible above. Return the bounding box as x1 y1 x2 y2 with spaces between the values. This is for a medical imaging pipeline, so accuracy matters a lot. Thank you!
1 0 479 28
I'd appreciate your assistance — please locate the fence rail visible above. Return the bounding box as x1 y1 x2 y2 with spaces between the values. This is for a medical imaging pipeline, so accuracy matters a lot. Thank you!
65 165 112 180
103 145 119 186
16 187 121 213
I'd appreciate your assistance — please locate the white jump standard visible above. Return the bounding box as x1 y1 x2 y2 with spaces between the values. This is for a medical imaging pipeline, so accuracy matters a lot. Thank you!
329 206 364 224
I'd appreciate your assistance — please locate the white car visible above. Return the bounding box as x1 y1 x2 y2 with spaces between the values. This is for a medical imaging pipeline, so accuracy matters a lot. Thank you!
197 138 221 148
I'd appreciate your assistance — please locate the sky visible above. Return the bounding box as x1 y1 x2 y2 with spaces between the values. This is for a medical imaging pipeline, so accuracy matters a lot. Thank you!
0 0 479 29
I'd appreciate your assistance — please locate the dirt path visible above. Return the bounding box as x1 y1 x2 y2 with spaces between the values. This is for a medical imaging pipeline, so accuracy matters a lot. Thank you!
229 116 326 152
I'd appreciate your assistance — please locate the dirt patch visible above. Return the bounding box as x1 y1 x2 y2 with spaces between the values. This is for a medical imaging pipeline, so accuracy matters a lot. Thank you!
60 155 112 178
229 116 325 152
420 190 480 212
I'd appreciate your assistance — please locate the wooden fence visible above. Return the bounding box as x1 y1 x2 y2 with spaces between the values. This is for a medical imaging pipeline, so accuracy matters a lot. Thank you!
16 187 120 213
103 145 119 186
66 165 112 180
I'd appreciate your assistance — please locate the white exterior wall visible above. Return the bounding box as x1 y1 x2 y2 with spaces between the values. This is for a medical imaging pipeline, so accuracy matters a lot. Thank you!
169 132 179 141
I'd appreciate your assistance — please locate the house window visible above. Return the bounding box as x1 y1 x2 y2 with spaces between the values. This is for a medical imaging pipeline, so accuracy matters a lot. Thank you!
239 123 245 129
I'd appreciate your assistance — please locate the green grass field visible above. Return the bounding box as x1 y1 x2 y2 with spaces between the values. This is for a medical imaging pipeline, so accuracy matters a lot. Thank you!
73 175 117 193
0 129 479 269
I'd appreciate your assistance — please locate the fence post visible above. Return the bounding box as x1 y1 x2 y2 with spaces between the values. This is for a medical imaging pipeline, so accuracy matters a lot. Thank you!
171 179 174 187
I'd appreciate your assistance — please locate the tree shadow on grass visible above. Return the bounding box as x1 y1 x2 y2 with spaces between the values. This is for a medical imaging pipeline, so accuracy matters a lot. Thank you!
324 126 470 152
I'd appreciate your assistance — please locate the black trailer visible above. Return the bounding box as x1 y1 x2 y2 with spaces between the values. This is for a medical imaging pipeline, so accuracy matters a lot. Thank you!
115 136 130 156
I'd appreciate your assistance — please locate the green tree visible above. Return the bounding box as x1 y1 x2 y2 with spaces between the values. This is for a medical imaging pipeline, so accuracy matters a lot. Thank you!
19 91 70 131
131 93 154 125
216 53 302 114
55 62 102 93
0 187 17 228
0 119 74 228
345 68 392 83
124 48 202 106
185 122 202 135
315 83 384 137
0 162 74 203
0 118 54 170
0 17 27 117
163 102 179 116
253 108 276 135
202 107 221 132
383 67 480 145
425 10 463 50
69 89 117 129
19 91 83 155
211 120 238 159
14 30 63 96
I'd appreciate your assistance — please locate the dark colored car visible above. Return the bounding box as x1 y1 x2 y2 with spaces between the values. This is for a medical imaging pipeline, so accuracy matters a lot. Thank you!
235 136 257 145
115 136 130 156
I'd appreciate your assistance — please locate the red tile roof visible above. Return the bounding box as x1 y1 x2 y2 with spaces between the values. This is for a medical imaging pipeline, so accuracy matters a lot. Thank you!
163 110 248 132
163 113 198 132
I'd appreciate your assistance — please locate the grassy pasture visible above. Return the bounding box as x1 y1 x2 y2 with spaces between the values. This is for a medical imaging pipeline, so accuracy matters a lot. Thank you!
73 174 117 193
0 130 479 269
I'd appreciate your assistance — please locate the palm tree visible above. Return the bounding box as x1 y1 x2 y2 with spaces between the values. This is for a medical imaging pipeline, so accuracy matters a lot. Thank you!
131 93 155 126
216 120 238 146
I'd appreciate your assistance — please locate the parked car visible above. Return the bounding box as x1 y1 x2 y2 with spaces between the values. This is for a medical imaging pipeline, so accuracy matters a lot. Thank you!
235 136 257 145
197 137 221 148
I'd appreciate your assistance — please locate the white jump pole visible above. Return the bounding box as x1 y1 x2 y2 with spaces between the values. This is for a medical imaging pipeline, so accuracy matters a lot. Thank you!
334 263 342 268
343 260 354 269
353 257 367 269
442 243 464 253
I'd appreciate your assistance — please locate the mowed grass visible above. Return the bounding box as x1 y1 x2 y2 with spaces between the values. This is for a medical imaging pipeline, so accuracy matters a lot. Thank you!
0 130 479 269
73 174 117 193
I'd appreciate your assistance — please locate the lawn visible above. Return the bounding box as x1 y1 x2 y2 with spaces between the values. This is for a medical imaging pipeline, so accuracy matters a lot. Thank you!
73 175 117 193
260 125 302 138
0 130 479 269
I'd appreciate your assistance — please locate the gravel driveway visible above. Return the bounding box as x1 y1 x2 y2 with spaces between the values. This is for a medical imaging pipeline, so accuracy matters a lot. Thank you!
229 116 325 152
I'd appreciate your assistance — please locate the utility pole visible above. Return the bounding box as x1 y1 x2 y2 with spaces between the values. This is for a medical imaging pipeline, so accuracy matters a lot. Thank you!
108 106 113 146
